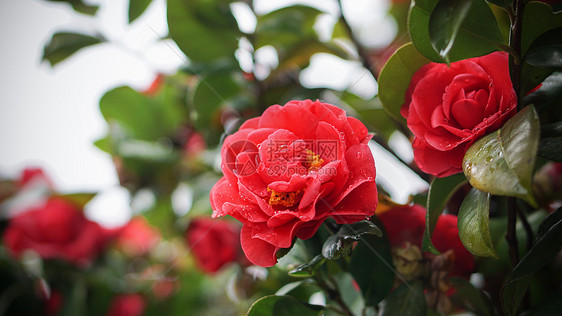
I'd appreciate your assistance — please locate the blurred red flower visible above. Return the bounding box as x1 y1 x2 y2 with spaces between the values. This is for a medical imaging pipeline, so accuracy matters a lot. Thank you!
106 294 146 316
210 99 377 266
378 204 474 277
17 167 53 189
116 217 161 257
186 217 247 274
401 52 517 177
2 197 110 266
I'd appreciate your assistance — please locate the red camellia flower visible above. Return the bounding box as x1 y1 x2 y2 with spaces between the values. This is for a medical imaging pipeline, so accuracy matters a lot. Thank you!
186 217 246 274
401 52 517 177
210 99 378 267
378 204 474 277
2 197 110 266
106 294 146 316
116 217 161 257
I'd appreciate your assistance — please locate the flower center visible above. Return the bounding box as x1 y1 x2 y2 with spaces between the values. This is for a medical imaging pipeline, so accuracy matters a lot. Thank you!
267 188 302 207
305 149 323 171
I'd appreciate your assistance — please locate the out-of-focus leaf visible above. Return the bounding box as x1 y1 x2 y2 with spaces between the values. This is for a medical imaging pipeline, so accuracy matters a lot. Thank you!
486 0 513 10
501 275 531 316
94 136 112 153
167 0 239 62
525 27 562 71
429 0 474 63
339 95 396 141
269 40 352 80
46 0 98 15
42 32 103 66
539 137 562 162
100 86 178 140
116 139 179 163
255 5 322 50
128 0 152 23
378 43 430 123
409 0 506 62
288 255 325 277
191 72 241 131
521 1 562 56
247 295 324 316
350 218 394 306
422 173 467 254
449 277 495 316
463 105 539 207
55 192 96 209
458 188 498 258
527 288 562 315
382 282 426 316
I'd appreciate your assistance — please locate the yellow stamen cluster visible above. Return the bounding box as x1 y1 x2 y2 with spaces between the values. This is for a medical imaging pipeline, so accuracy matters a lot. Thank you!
267 188 301 207
305 149 324 171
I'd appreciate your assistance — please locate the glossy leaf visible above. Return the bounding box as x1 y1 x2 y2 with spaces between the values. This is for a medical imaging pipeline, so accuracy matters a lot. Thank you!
485 0 513 10
247 295 324 316
167 0 239 62
42 32 103 67
501 275 531 316
449 277 495 316
429 0 474 63
463 105 540 207
128 0 152 23
422 173 467 254
409 0 506 62
349 218 394 306
378 43 430 123
525 26 562 71
525 72 562 112
521 1 562 56
288 255 325 277
382 282 426 316
45 0 98 15
458 188 498 258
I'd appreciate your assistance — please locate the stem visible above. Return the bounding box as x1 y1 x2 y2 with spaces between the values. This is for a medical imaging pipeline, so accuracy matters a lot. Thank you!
315 275 353 316
516 205 534 252
337 0 378 81
371 134 431 183
506 197 520 266
509 0 524 108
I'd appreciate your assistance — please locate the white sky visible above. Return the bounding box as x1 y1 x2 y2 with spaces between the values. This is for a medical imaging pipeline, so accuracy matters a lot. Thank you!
0 0 425 226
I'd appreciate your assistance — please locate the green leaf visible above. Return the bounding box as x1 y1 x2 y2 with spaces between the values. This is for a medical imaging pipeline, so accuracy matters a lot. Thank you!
349 218 394 306
322 220 383 260
409 0 506 62
55 192 96 209
247 295 324 316
191 72 241 130
429 0 474 63
378 43 430 123
458 188 498 258
525 26 562 71
42 32 103 67
255 5 322 50
128 0 152 23
525 72 562 113
99 86 176 140
288 255 325 277
45 0 98 15
527 288 562 315
521 1 562 56
167 0 239 62
339 94 396 141
510 207 562 280
422 173 467 254
382 282 426 316
463 105 540 207
449 277 495 316
485 0 513 10
500 275 531 316
539 137 562 162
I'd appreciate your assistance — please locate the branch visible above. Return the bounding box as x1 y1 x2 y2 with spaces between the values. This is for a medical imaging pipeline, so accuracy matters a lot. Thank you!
506 197 520 266
509 0 524 108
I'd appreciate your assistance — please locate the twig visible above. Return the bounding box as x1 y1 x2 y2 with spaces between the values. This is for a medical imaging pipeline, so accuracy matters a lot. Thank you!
516 205 534 252
509 0 524 107
315 275 353 316
506 197 520 266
